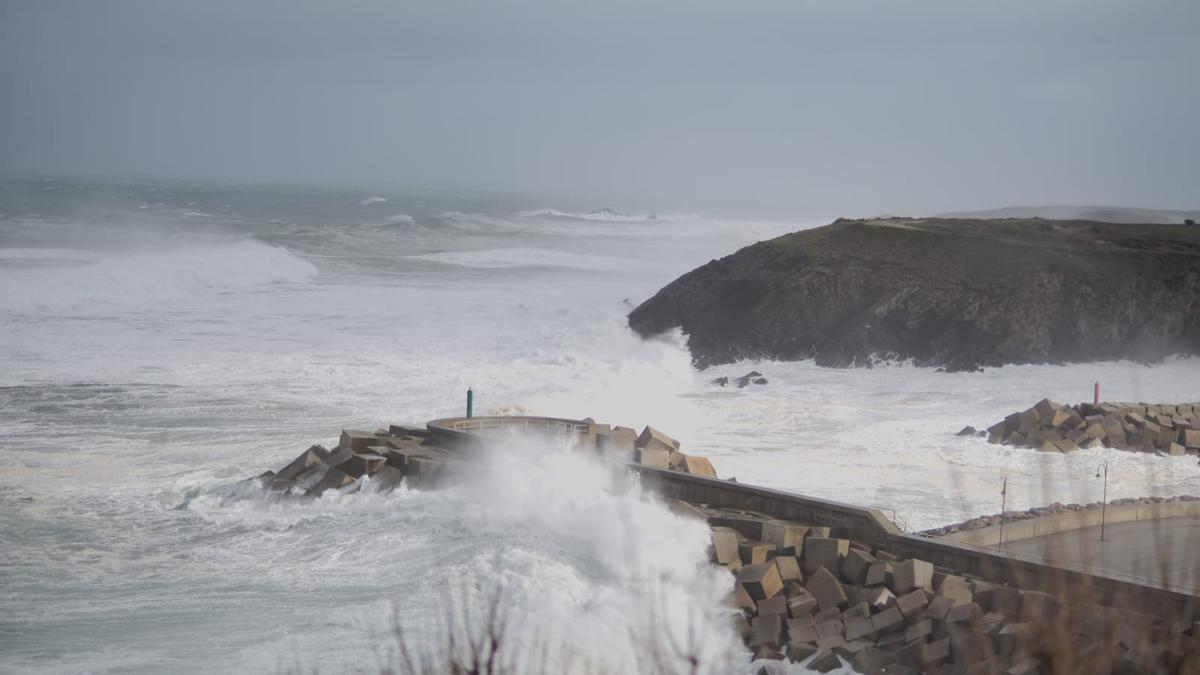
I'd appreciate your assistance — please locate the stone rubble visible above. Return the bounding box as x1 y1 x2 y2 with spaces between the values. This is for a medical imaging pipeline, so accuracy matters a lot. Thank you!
977 399 1200 456
702 504 1199 673
250 421 722 499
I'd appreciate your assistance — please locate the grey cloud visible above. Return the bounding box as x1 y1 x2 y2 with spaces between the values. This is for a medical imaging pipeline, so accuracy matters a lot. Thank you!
2 0 1197 216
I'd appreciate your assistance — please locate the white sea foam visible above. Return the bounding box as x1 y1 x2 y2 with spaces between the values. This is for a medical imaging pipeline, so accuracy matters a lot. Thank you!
519 208 651 222
0 238 317 312
410 247 632 272
360 196 388 205
4 184 1199 674
383 213 415 225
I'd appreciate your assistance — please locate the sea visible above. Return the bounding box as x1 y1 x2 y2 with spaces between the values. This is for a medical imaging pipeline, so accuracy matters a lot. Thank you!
2 177 1198 674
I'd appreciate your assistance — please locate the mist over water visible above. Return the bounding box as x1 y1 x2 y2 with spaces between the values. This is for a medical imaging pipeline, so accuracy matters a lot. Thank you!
2 177 1199 673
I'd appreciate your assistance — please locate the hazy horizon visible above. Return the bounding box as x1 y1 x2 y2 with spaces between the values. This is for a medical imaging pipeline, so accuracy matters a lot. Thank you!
3 0 1198 217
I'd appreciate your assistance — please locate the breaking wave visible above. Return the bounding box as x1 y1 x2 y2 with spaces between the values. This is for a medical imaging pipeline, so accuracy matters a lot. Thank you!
519 208 655 223
0 238 317 312
410 247 632 272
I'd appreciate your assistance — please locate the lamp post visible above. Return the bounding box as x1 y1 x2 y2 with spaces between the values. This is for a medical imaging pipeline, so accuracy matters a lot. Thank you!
1095 461 1109 542
998 477 1007 548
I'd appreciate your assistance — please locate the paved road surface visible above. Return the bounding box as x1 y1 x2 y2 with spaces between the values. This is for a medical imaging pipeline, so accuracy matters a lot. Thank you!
1001 516 1200 591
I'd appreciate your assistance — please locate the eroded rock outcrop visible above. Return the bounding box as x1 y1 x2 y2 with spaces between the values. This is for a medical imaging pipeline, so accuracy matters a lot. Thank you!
628 218 1200 369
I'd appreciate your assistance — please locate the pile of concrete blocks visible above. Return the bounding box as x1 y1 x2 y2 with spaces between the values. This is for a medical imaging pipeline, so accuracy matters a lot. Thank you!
626 425 718 479
702 506 1191 674
982 399 1200 455
252 425 457 498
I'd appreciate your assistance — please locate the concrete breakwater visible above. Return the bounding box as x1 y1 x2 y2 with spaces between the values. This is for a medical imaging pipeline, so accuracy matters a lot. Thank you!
249 417 717 499
977 399 1200 455
247 416 1200 673
921 495 1200 543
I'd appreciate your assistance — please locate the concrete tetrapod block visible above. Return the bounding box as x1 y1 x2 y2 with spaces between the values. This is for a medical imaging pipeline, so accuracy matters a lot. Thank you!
812 606 840 625
806 649 842 673
323 447 355 472
923 596 954 622
935 574 974 607
293 463 331 493
871 606 905 634
844 615 877 642
1185 429 1200 449
276 446 330 482
833 640 873 662
852 646 896 674
762 520 810 555
917 637 950 668
782 580 805 598
774 556 803 583
905 618 932 643
739 562 784 601
732 581 756 610
787 615 817 643
710 527 740 564
339 430 388 452
804 537 849 574
368 465 404 492
787 590 819 618
863 586 897 612
944 602 984 624
840 548 875 585
600 426 638 460
635 425 680 453
750 614 784 649
805 567 848 612
739 540 777 565
896 589 928 620
637 446 671 469
757 595 788 619
311 467 355 494
785 643 817 664
865 561 890 587
681 455 717 478
989 585 1022 619
814 617 845 641
667 450 687 470
708 512 767 540
348 453 386 477
890 558 934 594
841 602 870 622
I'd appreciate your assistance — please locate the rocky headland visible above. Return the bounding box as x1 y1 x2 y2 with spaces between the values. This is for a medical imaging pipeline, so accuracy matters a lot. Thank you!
628 218 1200 370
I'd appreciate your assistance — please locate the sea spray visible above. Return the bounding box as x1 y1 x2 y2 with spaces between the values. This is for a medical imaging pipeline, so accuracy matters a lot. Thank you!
381 428 747 674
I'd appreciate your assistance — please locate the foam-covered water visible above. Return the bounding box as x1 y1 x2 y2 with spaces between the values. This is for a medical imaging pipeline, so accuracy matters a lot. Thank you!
1 177 1197 673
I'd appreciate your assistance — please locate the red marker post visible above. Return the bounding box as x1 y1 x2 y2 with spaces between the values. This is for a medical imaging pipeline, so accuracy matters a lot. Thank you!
1094 382 1100 405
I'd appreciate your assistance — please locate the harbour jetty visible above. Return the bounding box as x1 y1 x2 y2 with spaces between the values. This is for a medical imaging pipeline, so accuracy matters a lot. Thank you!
979 399 1200 455
247 416 1200 673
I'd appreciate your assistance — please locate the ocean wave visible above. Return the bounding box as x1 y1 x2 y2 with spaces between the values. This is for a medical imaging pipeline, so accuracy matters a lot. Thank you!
409 247 632 272
0 239 317 312
519 208 655 223
383 213 415 226
360 196 388 206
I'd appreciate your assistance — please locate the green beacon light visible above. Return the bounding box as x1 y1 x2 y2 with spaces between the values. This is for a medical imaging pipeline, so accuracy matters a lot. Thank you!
466 387 474 418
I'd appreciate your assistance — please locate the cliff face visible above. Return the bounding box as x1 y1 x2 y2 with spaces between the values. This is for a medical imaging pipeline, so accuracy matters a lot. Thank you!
627 218 1200 370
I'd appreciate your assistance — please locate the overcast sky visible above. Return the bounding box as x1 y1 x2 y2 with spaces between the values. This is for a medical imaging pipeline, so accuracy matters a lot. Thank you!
1 0 1197 216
